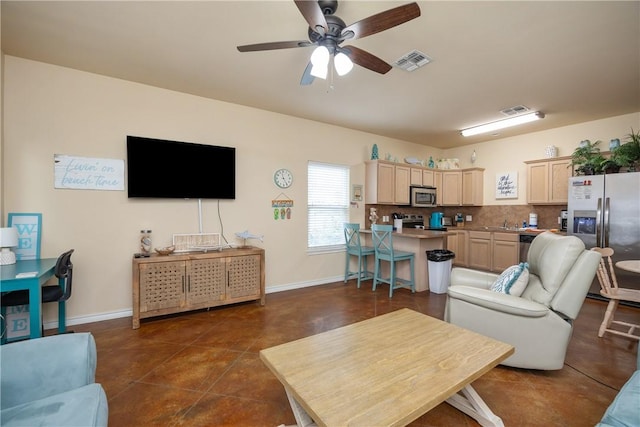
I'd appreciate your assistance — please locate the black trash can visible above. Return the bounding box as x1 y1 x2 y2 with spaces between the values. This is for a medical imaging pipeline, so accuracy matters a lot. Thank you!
426 249 456 294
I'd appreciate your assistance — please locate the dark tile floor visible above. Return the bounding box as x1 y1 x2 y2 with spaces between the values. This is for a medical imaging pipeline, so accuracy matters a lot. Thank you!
69 281 639 427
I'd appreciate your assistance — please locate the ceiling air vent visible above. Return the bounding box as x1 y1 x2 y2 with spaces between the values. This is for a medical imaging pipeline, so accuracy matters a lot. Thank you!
393 50 432 72
500 105 530 116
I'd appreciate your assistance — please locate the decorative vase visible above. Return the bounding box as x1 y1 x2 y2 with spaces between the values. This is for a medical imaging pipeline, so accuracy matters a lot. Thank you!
371 144 379 160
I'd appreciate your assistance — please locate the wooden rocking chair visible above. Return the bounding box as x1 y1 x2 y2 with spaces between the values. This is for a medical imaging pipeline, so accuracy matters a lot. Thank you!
590 247 640 341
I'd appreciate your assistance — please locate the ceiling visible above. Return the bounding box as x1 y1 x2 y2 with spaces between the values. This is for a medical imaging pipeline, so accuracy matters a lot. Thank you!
2 1 639 149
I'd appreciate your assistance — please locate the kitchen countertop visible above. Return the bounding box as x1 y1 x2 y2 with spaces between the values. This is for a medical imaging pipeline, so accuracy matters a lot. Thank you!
448 226 565 235
361 228 455 239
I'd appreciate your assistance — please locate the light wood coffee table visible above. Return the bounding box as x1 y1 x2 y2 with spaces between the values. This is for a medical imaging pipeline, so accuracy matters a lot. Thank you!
260 308 514 427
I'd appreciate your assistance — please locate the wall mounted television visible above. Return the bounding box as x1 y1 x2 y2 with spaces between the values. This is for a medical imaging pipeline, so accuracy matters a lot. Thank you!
127 135 235 199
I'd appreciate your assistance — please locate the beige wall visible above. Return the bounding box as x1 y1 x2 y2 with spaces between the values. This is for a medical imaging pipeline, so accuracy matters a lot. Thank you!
1 56 441 326
446 112 640 206
3 55 639 327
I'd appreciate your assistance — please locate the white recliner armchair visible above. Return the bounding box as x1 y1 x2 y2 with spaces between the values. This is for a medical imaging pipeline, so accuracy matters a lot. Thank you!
445 232 601 370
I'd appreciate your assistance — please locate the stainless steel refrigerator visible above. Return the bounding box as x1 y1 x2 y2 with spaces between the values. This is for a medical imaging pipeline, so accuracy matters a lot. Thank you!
568 172 640 297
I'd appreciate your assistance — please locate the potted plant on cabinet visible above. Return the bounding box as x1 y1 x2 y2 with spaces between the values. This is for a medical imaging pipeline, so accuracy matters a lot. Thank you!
570 140 605 175
610 128 640 172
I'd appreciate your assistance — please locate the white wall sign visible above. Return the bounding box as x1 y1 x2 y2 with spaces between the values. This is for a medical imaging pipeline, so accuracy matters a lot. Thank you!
54 154 124 191
496 171 518 199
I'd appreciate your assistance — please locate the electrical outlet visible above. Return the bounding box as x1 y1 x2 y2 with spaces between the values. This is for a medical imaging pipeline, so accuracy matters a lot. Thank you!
382 216 389 222
466 215 472 222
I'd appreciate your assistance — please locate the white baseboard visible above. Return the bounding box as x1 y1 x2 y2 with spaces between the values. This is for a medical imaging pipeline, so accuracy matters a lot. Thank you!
43 276 344 329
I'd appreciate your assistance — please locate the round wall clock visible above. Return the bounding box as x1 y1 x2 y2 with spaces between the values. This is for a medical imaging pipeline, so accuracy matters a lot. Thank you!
274 168 293 188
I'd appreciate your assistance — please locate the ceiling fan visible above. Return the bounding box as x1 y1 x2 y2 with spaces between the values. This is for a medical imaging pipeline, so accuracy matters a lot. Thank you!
236 0 421 85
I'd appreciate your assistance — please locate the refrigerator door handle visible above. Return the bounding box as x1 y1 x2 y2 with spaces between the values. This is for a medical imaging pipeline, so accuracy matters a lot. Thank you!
596 197 602 247
604 197 610 247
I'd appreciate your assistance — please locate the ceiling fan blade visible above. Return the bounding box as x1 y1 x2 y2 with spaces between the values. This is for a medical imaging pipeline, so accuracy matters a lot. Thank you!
294 0 328 35
237 40 312 52
342 45 392 74
341 2 420 41
300 62 315 86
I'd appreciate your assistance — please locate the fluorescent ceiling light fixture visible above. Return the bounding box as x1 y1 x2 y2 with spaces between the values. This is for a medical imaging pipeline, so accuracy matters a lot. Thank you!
310 46 330 79
334 52 353 76
461 111 545 137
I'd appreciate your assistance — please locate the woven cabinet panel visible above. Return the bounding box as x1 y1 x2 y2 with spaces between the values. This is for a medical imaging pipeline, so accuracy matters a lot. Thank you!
139 261 185 312
227 255 261 299
188 258 226 304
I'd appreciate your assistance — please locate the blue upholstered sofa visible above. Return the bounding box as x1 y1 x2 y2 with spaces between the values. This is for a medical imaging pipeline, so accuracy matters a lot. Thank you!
0 333 108 426
597 350 640 427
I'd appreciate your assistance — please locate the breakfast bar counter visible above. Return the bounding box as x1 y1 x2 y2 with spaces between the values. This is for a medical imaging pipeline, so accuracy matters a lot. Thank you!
360 228 454 292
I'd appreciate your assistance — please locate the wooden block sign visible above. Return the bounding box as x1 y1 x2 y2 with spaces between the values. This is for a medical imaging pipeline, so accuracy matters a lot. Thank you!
54 154 124 191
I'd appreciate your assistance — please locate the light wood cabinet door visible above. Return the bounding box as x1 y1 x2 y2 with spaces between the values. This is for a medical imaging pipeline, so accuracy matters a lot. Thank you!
422 170 435 187
448 230 467 266
491 233 519 272
410 168 423 186
526 157 571 204
377 162 395 204
548 159 571 203
441 171 462 206
394 165 411 204
365 161 395 204
527 162 549 204
434 172 442 205
462 169 484 206
467 231 491 270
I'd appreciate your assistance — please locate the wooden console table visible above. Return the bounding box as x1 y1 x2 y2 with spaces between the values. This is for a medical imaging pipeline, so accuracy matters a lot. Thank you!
131 247 265 329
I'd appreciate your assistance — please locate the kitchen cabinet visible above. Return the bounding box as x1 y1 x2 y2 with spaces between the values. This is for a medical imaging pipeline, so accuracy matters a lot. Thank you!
441 171 462 206
422 169 436 187
365 160 482 206
447 230 467 267
462 168 484 206
410 167 423 186
525 157 572 204
468 231 492 270
364 160 411 205
434 171 443 205
365 160 395 204
467 231 519 272
394 165 411 204
411 167 436 188
132 247 265 328
492 232 519 272
439 169 484 206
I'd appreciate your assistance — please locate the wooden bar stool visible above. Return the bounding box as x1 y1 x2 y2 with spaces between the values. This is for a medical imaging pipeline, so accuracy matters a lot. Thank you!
371 224 416 297
344 223 375 288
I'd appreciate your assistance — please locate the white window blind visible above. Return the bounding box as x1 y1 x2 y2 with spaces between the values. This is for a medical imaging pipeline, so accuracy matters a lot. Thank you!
308 161 349 251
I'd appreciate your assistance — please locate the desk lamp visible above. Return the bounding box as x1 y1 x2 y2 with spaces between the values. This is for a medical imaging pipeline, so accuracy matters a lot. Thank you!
0 227 19 265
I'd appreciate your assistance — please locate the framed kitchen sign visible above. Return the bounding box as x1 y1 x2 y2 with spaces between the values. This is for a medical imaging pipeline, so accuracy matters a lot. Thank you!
496 172 518 199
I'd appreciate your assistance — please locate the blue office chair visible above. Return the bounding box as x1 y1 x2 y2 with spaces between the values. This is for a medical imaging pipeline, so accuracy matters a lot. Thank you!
371 224 415 297
1 249 74 343
344 223 375 288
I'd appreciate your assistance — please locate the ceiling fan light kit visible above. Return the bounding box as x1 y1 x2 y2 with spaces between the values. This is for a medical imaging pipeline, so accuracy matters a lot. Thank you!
236 0 421 85
310 45 330 79
334 52 353 76
461 111 545 137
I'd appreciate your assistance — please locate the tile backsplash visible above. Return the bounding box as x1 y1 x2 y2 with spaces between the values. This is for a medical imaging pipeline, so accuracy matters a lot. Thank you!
365 204 566 230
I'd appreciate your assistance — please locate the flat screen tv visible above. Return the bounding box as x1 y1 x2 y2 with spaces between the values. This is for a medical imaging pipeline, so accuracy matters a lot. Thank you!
127 135 235 199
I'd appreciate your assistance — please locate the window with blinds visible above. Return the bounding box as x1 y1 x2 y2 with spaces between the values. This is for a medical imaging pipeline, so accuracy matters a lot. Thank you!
308 161 349 252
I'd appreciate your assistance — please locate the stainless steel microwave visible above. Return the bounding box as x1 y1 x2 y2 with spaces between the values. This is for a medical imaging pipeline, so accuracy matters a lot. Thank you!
410 186 437 207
